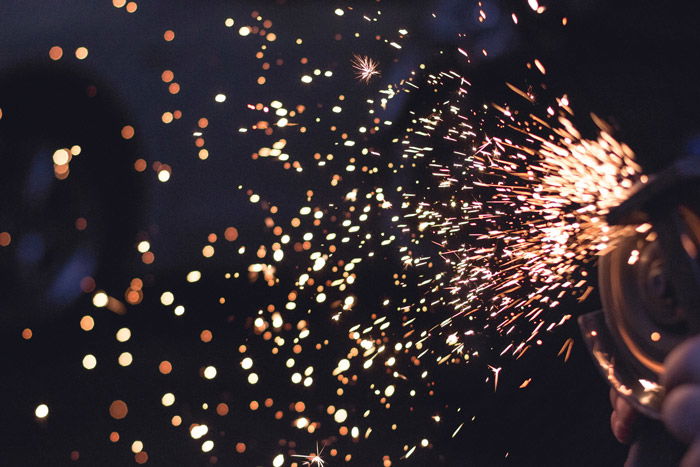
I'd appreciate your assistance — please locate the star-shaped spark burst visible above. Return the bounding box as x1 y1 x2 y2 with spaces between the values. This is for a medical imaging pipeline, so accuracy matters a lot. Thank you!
292 442 327 466
351 54 380 83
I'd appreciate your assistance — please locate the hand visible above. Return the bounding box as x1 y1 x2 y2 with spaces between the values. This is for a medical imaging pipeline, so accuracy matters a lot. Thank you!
610 386 638 445
662 335 700 466
609 335 700 466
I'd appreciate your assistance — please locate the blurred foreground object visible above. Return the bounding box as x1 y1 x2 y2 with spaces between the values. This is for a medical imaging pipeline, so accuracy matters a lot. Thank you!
0 64 142 325
580 153 700 465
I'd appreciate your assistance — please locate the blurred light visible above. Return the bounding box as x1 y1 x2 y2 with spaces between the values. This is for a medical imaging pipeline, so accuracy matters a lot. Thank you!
201 440 214 453
202 245 215 257
80 316 94 331
190 424 208 439
35 404 49 418
160 291 174 306
116 328 131 342
161 393 175 407
334 408 348 423
49 46 63 60
0 232 10 247
203 366 217 379
75 47 89 60
186 270 201 282
52 149 70 165
118 352 133 366
121 125 135 140
159 361 172 374
109 400 128 419
131 440 143 454
82 354 97 370
157 169 171 182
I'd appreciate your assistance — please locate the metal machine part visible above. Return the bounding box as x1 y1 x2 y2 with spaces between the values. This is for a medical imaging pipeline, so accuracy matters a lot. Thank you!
579 154 700 418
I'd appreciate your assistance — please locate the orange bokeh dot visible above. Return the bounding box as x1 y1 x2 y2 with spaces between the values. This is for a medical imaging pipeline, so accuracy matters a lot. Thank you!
200 330 213 343
216 403 229 416
224 227 239 242
0 232 11 247
126 289 142 304
164 30 175 42
169 83 180 94
125 2 137 13
49 46 63 60
249 400 259 411
134 451 148 464
109 432 120 443
113 0 126 7
198 118 209 128
142 252 155 264
21 328 32 340
159 361 172 375
161 70 174 83
121 125 135 140
134 159 147 172
75 217 88 231
109 400 128 420
80 315 94 331
235 443 246 453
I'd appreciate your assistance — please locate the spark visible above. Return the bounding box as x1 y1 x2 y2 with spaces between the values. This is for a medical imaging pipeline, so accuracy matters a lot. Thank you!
558 337 575 362
23 4 645 465
351 54 381 83
292 442 327 466
399 71 641 362
488 365 502 392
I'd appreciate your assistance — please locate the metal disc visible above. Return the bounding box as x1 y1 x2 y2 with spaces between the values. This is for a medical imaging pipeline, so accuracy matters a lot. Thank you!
598 205 700 380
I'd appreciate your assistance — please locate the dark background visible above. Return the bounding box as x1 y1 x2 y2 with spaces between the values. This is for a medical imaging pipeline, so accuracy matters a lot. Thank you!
1 1 698 465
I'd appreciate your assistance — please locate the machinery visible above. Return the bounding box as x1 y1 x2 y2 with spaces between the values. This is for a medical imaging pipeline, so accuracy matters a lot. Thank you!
580 154 700 465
